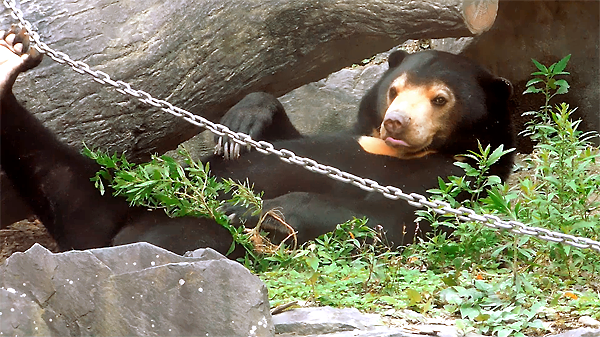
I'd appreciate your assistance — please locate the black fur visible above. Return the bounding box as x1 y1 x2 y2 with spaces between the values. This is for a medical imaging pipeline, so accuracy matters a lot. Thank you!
1 92 240 256
209 50 515 247
2 48 514 254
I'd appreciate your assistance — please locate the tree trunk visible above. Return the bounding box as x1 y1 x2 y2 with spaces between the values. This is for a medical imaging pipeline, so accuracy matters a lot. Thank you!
1 0 498 227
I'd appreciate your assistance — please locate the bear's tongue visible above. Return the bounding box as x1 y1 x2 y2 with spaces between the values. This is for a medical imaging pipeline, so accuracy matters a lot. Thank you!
385 137 409 147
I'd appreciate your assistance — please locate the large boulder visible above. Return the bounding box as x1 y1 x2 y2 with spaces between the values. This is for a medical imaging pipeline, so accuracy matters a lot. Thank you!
0 243 273 336
460 0 600 149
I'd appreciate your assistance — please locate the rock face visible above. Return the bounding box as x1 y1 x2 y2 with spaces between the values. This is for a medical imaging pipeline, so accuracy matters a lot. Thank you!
460 0 600 149
279 60 388 135
272 307 483 337
547 328 600 337
274 307 385 335
0 243 273 337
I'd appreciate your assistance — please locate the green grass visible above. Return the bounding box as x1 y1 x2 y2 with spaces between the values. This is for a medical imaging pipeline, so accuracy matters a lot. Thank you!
85 55 600 337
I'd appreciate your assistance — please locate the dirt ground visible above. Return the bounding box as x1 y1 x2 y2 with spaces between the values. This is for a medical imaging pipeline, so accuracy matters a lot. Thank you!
0 218 59 263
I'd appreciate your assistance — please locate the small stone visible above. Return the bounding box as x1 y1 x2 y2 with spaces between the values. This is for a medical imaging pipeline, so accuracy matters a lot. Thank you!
578 316 600 327
539 307 558 320
397 309 426 323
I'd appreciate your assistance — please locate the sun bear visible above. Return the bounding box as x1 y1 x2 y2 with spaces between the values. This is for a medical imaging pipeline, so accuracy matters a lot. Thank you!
206 49 515 246
1 25 514 255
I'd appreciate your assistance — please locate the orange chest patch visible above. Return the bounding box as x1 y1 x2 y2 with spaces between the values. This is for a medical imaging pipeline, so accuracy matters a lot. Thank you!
357 136 436 159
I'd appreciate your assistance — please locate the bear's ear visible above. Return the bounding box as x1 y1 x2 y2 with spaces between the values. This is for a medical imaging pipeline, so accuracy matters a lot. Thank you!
497 77 513 99
388 50 408 68
486 76 513 101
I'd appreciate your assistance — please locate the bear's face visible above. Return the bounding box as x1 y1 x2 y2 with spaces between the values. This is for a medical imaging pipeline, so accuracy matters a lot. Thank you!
375 72 457 155
364 50 512 159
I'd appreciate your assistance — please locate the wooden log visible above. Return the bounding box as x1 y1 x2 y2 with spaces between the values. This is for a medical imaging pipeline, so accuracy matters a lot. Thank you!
1 0 498 228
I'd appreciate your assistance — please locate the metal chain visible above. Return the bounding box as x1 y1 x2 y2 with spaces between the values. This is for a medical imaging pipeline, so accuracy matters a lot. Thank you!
4 0 599 253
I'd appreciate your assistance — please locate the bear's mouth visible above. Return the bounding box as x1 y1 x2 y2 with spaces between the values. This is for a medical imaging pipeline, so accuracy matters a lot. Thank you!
373 128 428 153
384 137 410 147
384 136 431 154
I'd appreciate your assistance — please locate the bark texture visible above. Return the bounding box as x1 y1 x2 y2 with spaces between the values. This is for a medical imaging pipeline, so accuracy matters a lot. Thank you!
1 0 497 158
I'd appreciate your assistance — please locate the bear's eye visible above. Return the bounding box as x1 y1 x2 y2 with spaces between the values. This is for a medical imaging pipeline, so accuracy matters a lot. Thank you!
388 87 397 100
432 96 447 106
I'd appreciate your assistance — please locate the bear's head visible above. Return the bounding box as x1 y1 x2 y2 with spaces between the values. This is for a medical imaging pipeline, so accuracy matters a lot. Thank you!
358 50 514 166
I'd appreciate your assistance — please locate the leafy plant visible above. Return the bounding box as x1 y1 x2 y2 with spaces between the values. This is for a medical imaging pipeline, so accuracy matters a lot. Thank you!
402 55 599 335
82 54 599 336
440 278 546 337
82 145 262 259
521 54 571 142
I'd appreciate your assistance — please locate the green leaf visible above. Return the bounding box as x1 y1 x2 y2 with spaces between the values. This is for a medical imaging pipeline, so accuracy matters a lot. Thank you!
406 288 422 306
485 175 502 187
305 255 320 272
523 86 542 95
454 161 479 176
440 288 461 304
488 145 514 165
460 305 480 320
93 176 105 195
473 280 493 292
441 276 458 287
528 319 545 329
526 301 546 320
495 328 514 337
555 79 570 95
543 175 560 186
474 313 490 322
571 221 597 232
525 78 543 86
553 54 571 73
531 58 548 73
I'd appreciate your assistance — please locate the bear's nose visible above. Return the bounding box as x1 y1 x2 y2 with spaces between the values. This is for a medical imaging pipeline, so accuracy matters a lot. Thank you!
383 113 410 135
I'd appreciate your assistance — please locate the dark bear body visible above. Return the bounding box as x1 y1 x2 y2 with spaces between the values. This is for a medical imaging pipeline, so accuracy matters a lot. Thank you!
2 90 241 256
1 26 240 256
207 135 467 245
207 50 514 246
1 26 513 255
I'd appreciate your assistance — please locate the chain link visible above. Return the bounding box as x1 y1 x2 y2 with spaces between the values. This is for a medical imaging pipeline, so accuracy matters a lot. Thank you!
4 0 599 253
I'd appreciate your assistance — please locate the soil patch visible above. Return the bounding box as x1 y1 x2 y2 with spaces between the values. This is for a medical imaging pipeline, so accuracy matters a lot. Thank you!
0 218 59 263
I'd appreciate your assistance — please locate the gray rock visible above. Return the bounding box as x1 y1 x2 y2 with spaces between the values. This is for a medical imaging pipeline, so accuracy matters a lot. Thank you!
546 328 600 337
460 0 600 149
279 63 388 135
431 37 475 55
1 242 273 337
276 328 426 337
273 307 383 335
272 307 485 337
271 306 598 337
